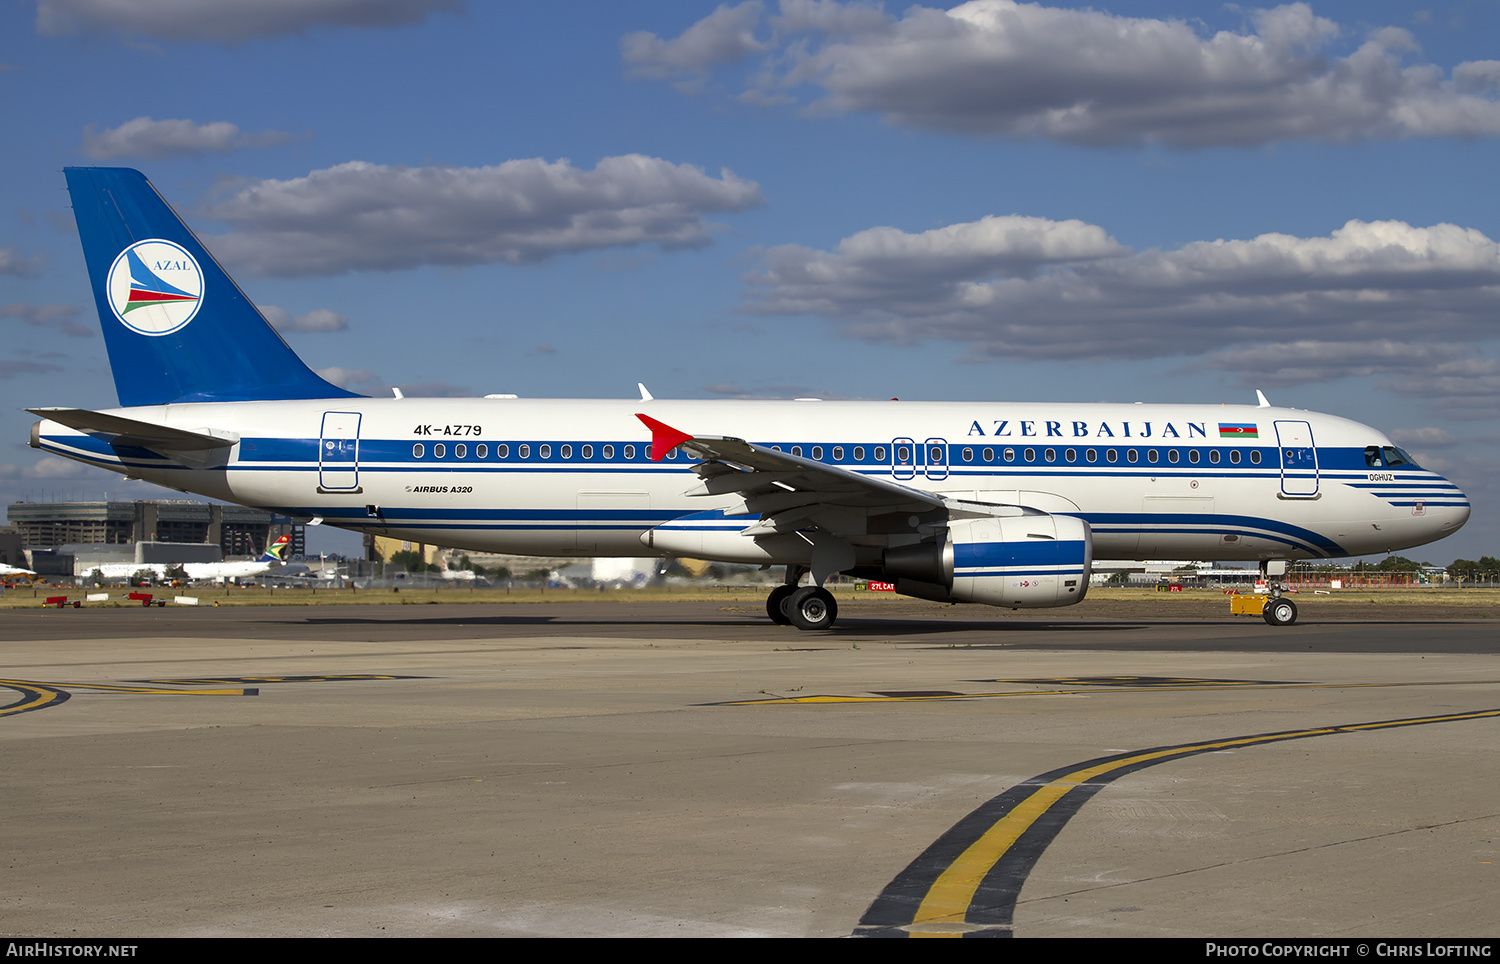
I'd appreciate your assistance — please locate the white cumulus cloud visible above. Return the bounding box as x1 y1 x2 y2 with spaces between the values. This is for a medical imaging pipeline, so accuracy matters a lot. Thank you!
260 306 350 333
82 117 296 160
622 2 769 85
628 1 1500 147
0 303 94 338
0 247 45 277
206 156 765 277
745 214 1500 416
37 0 461 44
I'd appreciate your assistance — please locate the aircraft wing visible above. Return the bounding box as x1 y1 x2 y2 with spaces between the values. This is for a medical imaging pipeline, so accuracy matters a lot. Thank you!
636 414 1042 582
638 414 944 523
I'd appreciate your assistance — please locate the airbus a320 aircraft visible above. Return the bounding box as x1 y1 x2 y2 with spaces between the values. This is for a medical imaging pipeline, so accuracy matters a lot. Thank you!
30 169 1470 629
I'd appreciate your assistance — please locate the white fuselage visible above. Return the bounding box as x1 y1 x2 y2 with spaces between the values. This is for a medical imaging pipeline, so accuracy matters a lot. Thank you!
35 398 1470 564
88 560 279 581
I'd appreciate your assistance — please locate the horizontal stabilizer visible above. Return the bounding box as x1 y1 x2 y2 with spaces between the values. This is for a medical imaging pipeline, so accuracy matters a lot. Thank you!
30 408 235 452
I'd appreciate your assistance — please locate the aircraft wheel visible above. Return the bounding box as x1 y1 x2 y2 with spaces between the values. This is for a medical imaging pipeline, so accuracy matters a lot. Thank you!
1262 597 1298 626
787 586 838 631
767 585 795 625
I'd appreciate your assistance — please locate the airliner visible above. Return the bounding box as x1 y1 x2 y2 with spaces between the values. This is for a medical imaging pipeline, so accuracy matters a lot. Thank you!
28 168 1470 628
84 535 292 584
0 562 36 579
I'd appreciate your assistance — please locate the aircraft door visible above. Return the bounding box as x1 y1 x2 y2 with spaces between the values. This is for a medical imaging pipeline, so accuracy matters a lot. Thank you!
319 411 361 492
923 438 949 480
892 437 916 480
1274 420 1318 497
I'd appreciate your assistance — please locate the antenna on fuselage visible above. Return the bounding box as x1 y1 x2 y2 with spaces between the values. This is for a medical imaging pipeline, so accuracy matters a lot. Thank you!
638 383 654 402
1255 390 1271 407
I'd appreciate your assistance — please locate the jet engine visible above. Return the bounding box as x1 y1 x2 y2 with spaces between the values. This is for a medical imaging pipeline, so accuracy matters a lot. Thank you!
880 513 1092 608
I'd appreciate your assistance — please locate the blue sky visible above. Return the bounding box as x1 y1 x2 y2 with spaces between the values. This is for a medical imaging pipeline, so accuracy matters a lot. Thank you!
2 0 1497 562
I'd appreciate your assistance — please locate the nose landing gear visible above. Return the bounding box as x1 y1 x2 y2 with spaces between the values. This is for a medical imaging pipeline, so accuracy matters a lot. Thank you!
1262 595 1298 626
1259 559 1298 626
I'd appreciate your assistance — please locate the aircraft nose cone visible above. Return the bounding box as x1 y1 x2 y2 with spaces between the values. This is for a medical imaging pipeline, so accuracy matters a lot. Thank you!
1433 480 1470 534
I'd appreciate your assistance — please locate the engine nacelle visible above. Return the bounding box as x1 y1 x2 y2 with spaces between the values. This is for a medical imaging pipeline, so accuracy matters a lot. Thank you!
882 513 1092 608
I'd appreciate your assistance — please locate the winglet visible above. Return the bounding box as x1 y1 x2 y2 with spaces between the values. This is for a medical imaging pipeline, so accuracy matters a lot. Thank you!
635 413 693 461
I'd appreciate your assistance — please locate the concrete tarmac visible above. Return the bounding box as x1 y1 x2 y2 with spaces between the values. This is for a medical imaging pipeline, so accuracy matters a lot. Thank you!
1 600 1496 937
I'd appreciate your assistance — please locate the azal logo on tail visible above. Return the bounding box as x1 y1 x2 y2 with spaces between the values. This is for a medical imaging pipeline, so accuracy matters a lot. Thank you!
106 239 203 336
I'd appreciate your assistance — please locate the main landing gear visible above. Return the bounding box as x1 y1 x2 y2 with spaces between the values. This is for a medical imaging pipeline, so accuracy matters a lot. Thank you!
767 567 839 631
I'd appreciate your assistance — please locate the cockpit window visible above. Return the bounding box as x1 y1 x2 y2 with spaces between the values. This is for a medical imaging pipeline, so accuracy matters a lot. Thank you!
1366 445 1418 468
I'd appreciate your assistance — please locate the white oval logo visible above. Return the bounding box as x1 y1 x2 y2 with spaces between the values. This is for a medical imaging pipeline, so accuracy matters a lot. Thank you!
106 239 203 336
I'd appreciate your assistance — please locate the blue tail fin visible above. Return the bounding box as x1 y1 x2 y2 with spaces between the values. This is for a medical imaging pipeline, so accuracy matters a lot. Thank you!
65 167 359 406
